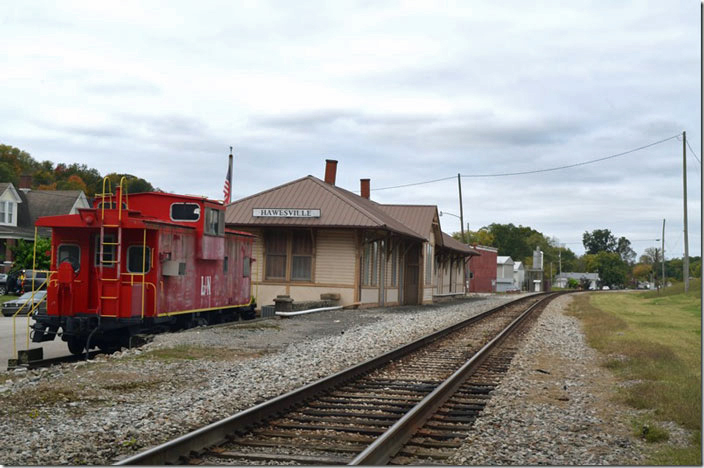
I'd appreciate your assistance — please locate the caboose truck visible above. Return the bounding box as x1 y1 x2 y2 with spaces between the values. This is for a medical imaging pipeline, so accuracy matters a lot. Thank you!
30 181 256 355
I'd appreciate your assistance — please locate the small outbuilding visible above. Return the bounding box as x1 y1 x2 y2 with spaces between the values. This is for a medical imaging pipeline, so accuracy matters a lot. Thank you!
496 256 515 292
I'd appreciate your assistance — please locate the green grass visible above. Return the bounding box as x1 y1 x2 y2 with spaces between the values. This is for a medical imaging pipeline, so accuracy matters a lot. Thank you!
567 283 702 465
0 294 15 304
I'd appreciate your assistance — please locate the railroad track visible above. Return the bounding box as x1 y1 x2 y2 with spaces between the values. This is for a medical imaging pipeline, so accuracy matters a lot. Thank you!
116 293 561 466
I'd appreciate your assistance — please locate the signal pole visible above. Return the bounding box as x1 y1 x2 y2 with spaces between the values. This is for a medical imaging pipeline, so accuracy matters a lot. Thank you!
458 173 465 243
682 131 689 293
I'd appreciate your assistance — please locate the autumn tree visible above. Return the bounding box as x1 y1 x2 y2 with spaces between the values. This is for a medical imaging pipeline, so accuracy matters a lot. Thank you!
452 228 494 246
632 263 652 281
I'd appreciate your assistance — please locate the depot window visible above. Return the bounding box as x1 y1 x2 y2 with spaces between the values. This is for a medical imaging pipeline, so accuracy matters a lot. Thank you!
127 245 152 273
362 240 380 287
170 203 200 222
264 230 313 282
425 243 433 285
57 244 80 272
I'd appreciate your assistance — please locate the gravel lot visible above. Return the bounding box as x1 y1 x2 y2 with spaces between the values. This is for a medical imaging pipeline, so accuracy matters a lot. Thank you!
0 293 655 465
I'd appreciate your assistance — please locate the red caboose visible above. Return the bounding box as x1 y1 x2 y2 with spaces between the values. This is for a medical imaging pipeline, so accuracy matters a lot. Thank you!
31 186 255 354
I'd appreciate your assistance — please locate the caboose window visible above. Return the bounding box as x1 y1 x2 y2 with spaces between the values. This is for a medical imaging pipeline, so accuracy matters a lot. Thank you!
243 256 250 277
171 203 200 222
57 244 80 272
127 246 152 273
94 234 116 267
204 207 225 236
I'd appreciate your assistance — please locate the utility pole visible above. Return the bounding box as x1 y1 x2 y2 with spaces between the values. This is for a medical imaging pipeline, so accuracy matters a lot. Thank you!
558 249 562 276
654 247 661 293
662 219 666 289
682 131 689 293
458 173 465 243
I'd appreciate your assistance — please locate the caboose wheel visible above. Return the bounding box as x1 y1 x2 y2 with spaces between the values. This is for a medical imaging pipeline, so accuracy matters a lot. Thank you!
241 308 256 320
67 337 87 355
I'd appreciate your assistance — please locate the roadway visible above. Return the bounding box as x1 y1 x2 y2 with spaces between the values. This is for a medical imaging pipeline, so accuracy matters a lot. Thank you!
1 316 68 367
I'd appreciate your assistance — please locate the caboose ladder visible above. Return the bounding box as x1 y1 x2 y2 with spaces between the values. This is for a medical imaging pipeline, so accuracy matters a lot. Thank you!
96 176 128 318
98 224 122 317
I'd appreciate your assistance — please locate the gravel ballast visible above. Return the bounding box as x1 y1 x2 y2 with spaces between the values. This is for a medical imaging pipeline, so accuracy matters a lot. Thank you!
0 293 651 465
449 293 647 465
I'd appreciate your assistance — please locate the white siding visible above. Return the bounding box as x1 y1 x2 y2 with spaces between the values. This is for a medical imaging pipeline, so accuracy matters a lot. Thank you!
315 230 356 285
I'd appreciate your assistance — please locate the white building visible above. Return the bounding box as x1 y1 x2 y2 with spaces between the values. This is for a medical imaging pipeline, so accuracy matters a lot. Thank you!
513 261 525 290
554 272 599 290
496 256 515 292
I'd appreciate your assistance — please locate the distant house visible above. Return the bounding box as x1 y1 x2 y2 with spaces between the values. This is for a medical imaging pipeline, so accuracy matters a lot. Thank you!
0 182 90 272
554 272 600 290
467 245 497 293
513 261 525 290
496 256 515 292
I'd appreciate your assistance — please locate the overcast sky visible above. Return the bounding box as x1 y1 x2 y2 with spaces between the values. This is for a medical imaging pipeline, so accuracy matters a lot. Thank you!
1 1 701 258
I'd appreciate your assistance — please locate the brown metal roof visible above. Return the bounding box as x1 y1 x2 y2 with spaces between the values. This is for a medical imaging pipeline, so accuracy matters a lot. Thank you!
377 205 439 243
225 176 425 241
440 232 480 256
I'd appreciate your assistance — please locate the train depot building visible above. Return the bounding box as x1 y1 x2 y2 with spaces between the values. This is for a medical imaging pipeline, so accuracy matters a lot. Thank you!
225 160 478 309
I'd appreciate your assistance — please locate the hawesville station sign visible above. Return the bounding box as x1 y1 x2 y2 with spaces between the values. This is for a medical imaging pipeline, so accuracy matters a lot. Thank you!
252 208 321 218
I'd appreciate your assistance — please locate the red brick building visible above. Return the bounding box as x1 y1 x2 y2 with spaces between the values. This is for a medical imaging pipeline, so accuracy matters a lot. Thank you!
467 245 498 293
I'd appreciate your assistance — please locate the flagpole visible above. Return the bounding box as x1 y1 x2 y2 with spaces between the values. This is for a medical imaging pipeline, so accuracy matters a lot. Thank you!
224 147 234 205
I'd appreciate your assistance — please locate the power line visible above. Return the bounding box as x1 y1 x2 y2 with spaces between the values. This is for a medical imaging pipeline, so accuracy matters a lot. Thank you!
370 175 456 192
371 133 681 191
685 139 701 164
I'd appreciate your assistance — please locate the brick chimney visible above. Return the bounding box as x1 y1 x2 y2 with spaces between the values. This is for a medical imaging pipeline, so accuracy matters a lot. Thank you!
324 159 338 185
19 174 32 190
360 178 370 199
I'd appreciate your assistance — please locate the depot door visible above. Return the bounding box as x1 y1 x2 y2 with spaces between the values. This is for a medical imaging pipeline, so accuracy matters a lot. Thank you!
403 245 420 305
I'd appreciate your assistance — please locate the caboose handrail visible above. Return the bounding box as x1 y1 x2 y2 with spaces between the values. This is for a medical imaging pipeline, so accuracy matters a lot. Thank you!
118 176 129 221
141 228 146 318
12 276 51 358
99 176 113 221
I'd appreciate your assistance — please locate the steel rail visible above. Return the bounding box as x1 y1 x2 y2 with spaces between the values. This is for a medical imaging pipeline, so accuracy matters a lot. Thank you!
349 292 555 465
114 294 546 466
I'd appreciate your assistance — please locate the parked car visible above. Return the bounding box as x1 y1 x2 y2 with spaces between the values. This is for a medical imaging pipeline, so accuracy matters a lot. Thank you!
2 291 47 317
0 273 7 295
20 270 48 293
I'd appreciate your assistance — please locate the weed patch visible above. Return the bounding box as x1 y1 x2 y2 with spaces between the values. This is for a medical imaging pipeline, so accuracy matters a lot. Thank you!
137 345 269 362
632 419 670 443
225 321 281 331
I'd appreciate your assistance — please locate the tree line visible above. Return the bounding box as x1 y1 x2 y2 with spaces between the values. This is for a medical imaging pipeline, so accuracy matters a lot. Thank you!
0 144 155 196
453 224 700 288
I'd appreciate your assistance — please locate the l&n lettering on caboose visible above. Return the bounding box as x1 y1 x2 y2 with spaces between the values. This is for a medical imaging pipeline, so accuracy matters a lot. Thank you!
201 276 211 296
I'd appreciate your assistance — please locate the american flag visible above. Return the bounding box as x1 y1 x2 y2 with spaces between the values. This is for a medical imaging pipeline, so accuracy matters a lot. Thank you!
223 149 233 204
